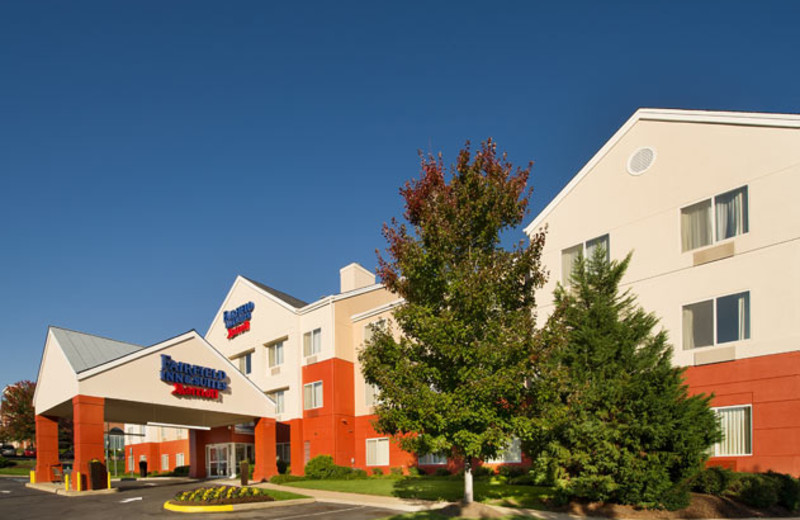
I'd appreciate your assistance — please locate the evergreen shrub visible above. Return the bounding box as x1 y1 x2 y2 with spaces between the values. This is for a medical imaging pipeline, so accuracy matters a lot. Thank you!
734 474 780 509
691 466 736 495
372 468 384 476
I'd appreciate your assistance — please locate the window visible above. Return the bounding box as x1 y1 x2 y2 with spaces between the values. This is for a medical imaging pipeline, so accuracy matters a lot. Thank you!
303 381 323 409
365 383 380 407
681 186 748 252
237 352 252 374
683 291 750 349
270 389 286 414
303 328 322 357
711 406 752 456
140 455 147 462
561 234 610 284
128 452 134 471
277 442 291 463
363 319 386 345
304 441 311 465
418 452 448 465
268 341 284 367
161 454 169 471
176 453 185 467
486 437 522 464
366 438 390 466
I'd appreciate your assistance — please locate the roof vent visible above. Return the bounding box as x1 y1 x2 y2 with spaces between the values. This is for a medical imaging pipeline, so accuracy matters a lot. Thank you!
627 147 656 176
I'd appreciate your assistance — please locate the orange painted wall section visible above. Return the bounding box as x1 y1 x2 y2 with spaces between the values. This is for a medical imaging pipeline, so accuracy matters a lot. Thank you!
354 415 416 472
126 439 191 473
253 417 277 481
685 352 800 476
301 359 356 468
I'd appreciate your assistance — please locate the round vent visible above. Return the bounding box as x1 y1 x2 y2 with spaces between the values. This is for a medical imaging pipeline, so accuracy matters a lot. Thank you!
627 147 656 176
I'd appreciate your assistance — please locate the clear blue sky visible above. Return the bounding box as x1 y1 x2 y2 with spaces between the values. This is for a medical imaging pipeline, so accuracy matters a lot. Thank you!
1 1 798 389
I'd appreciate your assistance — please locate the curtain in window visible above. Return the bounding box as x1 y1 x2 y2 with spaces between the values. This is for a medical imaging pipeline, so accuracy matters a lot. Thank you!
585 234 610 262
366 440 377 465
681 199 712 251
683 300 714 348
561 244 582 284
303 333 311 357
716 407 751 456
715 187 748 241
303 385 312 409
717 292 750 343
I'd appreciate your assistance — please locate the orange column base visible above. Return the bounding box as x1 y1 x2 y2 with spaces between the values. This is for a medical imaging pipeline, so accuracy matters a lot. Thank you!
289 419 304 476
253 417 277 482
72 395 106 490
35 415 60 482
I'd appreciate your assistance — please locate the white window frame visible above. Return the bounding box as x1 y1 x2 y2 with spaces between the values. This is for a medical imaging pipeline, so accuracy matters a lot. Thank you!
682 291 750 350
561 234 610 284
277 442 291 462
364 382 380 407
486 437 522 464
234 350 254 374
268 341 284 368
366 437 390 466
270 389 286 414
303 328 322 357
680 185 749 252
303 381 323 410
176 453 185 467
418 452 448 466
363 319 386 346
161 453 169 471
710 405 753 457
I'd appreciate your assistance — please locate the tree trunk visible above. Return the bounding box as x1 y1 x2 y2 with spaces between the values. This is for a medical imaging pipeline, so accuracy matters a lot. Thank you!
463 459 474 504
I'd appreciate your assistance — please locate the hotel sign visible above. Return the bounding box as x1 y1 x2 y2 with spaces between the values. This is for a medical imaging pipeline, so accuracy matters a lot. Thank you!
161 354 227 400
224 301 254 339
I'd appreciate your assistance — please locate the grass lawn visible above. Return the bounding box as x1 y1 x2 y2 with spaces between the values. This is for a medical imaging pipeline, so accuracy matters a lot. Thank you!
0 458 35 476
260 488 310 501
282 477 552 508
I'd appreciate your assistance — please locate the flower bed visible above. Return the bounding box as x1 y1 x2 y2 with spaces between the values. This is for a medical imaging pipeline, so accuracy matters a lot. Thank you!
171 485 275 506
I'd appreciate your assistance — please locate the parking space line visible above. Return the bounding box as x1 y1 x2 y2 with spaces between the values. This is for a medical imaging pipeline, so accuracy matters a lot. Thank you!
270 505 367 520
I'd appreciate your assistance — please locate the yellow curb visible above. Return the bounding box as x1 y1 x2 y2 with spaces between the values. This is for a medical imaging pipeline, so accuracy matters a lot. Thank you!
163 498 316 513
163 501 233 513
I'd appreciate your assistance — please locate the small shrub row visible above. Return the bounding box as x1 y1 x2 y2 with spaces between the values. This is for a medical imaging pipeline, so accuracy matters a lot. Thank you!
691 467 800 511
270 474 306 484
0 457 14 469
304 455 367 480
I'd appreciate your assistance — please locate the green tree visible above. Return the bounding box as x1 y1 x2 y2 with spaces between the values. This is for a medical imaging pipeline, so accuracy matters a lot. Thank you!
0 380 36 445
528 248 721 509
360 139 546 503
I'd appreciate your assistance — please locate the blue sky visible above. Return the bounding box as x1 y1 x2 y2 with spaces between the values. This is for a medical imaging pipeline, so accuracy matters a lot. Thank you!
1 1 798 388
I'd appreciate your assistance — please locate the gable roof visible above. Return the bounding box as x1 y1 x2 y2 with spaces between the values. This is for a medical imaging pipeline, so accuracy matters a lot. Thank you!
524 108 800 236
242 277 308 308
50 326 144 374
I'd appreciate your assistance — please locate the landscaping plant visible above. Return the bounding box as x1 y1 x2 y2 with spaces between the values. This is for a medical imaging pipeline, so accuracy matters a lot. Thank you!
360 139 546 504
528 249 721 509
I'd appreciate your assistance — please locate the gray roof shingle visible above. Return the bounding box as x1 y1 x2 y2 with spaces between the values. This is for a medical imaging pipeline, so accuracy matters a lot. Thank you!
242 277 308 308
50 326 144 374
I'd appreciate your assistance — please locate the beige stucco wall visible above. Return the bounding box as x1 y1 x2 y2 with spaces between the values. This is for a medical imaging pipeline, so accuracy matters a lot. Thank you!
528 118 800 368
333 287 396 363
34 329 80 415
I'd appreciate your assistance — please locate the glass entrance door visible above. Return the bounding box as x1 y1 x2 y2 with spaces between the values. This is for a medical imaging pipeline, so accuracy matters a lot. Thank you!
206 444 229 477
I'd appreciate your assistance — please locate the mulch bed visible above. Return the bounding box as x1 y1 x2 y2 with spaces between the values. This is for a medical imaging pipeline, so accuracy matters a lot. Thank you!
557 493 799 519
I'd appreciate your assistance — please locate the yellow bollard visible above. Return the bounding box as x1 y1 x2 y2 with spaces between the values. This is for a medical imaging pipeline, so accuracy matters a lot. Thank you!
64 474 69 492
29 470 35 484
76 471 82 492
107 471 111 490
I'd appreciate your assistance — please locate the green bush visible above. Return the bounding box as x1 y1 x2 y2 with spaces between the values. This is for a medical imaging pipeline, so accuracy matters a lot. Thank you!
0 457 13 469
660 483 692 511
407 466 421 476
692 466 737 495
276 459 288 475
270 474 306 484
508 474 538 486
434 468 451 477
767 471 800 511
498 465 528 479
390 467 403 476
734 474 780 509
371 468 384 476
172 465 190 476
303 455 367 480
472 465 494 477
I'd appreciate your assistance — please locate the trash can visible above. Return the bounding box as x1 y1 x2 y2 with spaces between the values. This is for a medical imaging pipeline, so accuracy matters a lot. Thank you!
239 461 249 486
88 459 108 490
139 459 147 478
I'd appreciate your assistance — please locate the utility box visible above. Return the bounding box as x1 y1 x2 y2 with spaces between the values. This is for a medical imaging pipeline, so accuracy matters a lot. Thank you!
88 459 108 490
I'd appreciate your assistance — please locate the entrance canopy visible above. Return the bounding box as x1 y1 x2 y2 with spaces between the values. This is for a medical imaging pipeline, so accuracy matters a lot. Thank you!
34 327 276 428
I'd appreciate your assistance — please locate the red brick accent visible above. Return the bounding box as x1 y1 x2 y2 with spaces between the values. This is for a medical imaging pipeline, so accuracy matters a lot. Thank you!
34 415 60 482
189 429 206 478
72 395 105 490
253 417 277 481
354 415 415 472
685 352 800 476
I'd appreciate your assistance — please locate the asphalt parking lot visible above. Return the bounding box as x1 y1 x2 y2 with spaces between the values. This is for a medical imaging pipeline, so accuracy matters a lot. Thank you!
0 477 402 520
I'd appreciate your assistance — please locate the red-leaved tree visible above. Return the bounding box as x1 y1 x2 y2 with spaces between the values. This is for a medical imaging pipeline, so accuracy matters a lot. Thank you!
0 380 36 445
